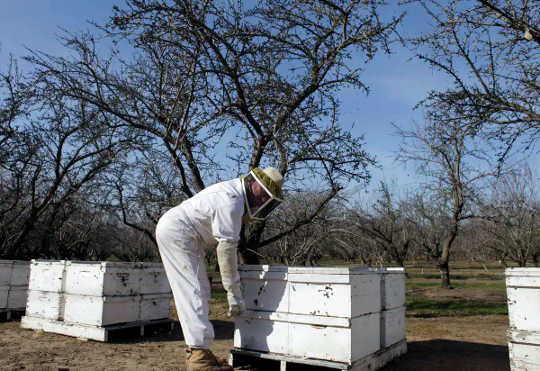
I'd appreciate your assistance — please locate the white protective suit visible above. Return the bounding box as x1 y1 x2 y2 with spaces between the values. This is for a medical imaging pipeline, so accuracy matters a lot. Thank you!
155 178 245 348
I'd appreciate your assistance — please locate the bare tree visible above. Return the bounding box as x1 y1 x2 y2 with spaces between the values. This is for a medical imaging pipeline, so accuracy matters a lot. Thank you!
0 62 130 259
262 191 336 266
406 191 455 272
477 164 540 266
24 0 404 262
407 0 539 162
396 104 495 287
340 182 414 267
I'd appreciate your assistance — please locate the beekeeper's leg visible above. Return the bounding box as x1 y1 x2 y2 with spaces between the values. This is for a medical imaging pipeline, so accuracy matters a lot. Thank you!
156 218 214 348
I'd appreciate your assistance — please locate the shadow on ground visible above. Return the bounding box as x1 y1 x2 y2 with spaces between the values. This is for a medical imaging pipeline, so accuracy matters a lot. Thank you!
382 339 509 371
107 319 234 344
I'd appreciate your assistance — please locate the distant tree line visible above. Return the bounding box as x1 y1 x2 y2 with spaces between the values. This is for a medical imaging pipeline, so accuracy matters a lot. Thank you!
0 1 537 289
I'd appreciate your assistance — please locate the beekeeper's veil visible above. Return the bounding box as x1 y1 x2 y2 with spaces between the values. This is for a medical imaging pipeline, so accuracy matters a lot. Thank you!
241 167 283 221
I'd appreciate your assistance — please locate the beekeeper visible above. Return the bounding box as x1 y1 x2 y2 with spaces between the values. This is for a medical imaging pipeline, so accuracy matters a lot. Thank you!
156 167 284 371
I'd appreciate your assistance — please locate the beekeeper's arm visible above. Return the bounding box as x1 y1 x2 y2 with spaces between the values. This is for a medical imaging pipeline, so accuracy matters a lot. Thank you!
216 238 246 317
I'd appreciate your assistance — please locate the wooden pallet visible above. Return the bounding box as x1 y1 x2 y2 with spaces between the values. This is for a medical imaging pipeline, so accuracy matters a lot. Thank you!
0 308 25 322
230 340 407 371
21 315 174 342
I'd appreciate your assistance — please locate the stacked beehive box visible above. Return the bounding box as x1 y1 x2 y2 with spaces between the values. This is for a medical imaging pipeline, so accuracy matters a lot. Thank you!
21 260 171 341
506 268 540 371
0 260 30 319
233 266 406 371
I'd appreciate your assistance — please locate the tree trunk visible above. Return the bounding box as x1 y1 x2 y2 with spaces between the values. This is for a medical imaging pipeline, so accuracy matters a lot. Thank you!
439 259 451 288
532 252 539 267
439 235 454 289
238 223 265 264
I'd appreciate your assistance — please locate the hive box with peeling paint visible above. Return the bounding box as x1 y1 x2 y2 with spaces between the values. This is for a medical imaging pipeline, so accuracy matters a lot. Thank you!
64 261 171 296
506 268 540 371
63 293 171 326
234 266 406 366
22 260 172 339
0 260 30 310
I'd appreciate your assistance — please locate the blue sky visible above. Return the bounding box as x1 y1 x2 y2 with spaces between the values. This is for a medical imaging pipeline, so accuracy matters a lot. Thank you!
1 1 537 196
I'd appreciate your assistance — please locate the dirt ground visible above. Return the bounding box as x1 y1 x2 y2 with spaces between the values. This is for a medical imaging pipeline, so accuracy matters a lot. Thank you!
0 295 511 371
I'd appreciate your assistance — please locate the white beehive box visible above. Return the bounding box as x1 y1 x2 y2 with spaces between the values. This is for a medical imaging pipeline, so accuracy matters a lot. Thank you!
23 259 172 339
63 293 171 326
506 268 540 371
25 290 64 320
28 260 66 293
0 260 30 286
64 261 171 296
0 260 30 311
234 266 406 367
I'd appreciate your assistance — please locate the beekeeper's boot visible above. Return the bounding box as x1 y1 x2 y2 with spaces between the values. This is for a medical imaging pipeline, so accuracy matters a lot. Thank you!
186 348 233 371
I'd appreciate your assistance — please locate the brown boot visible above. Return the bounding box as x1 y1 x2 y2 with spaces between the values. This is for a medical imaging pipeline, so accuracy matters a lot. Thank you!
186 348 233 371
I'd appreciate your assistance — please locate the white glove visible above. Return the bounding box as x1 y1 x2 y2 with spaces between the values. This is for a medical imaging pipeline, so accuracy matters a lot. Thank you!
227 289 246 318
216 239 246 317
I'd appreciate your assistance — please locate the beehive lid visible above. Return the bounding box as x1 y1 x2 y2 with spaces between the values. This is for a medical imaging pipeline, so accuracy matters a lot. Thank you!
0 260 28 265
239 265 404 275
31 259 66 265
238 265 288 272
66 261 164 269
506 268 540 277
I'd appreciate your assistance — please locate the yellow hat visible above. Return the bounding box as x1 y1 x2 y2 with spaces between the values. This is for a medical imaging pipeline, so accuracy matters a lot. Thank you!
262 167 284 190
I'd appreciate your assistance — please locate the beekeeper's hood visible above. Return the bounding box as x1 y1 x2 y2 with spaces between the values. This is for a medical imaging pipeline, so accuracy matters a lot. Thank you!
241 167 283 222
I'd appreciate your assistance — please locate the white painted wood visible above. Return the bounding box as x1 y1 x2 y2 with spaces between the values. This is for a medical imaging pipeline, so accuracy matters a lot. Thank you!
25 260 171 333
350 274 382 316
7 287 27 308
506 268 540 332
289 281 353 317
21 315 108 342
0 261 12 286
507 287 540 331
21 315 173 342
0 260 30 311
139 268 171 295
26 291 63 320
234 316 289 354
240 267 383 317
64 294 139 326
235 266 406 366
350 313 381 361
350 340 407 371
383 274 406 310
508 341 540 371
28 260 66 292
506 268 540 287
65 262 138 296
382 307 406 347
508 329 540 345
63 293 171 326
139 294 172 321
234 312 380 363
287 267 382 275
230 340 407 371
0 260 29 286
10 261 30 286
0 286 7 307
64 261 170 296
242 273 288 313
505 268 540 371
288 322 353 363
240 310 351 328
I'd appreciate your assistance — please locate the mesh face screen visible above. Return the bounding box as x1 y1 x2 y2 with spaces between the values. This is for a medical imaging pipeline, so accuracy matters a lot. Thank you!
243 172 281 220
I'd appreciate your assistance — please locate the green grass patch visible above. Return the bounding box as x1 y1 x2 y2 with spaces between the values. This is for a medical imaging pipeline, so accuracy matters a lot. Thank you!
407 280 506 290
451 281 506 290
211 288 227 301
406 298 508 316
408 273 504 280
